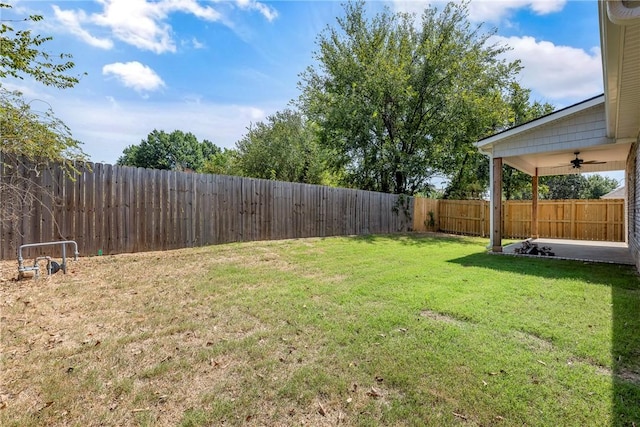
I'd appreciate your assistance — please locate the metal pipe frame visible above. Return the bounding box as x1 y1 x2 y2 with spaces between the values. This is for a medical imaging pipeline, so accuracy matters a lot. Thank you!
18 240 79 274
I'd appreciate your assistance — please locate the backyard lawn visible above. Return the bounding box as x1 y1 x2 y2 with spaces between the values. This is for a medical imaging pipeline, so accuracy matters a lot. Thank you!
1 233 638 426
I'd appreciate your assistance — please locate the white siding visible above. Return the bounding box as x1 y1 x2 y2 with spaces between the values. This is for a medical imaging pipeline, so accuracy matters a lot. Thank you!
493 104 608 158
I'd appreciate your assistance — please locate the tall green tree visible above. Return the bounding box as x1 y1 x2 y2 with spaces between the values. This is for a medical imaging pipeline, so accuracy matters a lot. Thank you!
582 174 619 199
235 109 327 184
443 83 555 199
117 130 220 172
543 175 585 199
299 1 520 194
202 148 240 176
542 174 619 200
501 83 555 200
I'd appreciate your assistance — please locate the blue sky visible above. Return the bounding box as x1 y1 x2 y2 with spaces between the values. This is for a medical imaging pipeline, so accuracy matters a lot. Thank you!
5 0 618 184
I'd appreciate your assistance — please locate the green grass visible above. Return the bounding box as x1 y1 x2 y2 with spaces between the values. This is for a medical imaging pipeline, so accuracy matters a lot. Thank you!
1 234 638 426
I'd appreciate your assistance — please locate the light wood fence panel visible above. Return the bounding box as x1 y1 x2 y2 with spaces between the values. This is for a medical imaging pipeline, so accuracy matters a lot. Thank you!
1 157 413 260
504 201 531 239
437 200 489 237
413 198 625 242
412 198 440 232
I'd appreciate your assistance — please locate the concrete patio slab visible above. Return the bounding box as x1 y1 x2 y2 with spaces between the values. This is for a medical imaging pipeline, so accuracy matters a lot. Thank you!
502 238 634 265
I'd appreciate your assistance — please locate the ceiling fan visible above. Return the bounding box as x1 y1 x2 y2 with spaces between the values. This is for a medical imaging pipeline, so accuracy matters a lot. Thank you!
568 151 607 169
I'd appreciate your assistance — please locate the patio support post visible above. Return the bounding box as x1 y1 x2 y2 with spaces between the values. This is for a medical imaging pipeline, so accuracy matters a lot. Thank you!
492 157 503 252
532 169 539 239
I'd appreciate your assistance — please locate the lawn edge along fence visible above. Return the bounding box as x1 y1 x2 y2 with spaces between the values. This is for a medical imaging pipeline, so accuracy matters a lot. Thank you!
0 156 413 260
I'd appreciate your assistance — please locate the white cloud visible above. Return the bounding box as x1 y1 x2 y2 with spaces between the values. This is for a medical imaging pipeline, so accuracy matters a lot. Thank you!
90 0 179 53
492 35 603 100
392 0 567 22
52 0 277 54
469 0 567 22
192 37 205 49
52 5 113 49
102 61 166 93
235 0 278 22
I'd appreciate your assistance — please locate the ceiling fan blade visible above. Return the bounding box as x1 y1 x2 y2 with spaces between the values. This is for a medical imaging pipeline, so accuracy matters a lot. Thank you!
581 160 607 165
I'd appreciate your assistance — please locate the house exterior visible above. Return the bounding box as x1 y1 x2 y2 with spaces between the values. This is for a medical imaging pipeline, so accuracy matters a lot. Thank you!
475 1 640 270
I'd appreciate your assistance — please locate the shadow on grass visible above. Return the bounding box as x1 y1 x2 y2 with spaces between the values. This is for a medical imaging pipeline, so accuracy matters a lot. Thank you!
612 282 640 426
450 252 640 426
448 252 636 286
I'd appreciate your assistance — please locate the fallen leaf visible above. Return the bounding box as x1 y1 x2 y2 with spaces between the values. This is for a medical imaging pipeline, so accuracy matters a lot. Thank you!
537 360 547 366
375 376 384 383
482 380 488 387
346 398 352 403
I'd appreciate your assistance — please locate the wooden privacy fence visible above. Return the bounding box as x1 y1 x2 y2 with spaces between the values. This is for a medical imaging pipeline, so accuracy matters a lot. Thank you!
413 198 625 242
0 157 413 260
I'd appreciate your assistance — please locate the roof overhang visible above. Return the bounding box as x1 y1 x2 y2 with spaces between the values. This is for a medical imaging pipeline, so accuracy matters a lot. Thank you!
600 0 640 141
475 95 631 176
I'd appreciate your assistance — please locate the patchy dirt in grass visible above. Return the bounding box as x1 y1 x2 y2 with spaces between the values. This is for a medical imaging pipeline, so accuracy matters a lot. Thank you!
419 310 469 327
512 330 554 352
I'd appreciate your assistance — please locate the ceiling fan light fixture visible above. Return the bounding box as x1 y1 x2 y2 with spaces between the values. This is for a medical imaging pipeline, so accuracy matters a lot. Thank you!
571 152 583 169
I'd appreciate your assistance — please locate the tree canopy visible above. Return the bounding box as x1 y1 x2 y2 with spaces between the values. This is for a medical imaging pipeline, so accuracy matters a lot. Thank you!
117 130 221 172
1 89 84 162
542 174 619 200
0 3 82 89
235 109 327 184
1 2 84 161
298 1 520 195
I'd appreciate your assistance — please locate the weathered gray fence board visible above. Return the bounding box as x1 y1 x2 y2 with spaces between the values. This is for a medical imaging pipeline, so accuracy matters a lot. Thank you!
1 159 413 260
